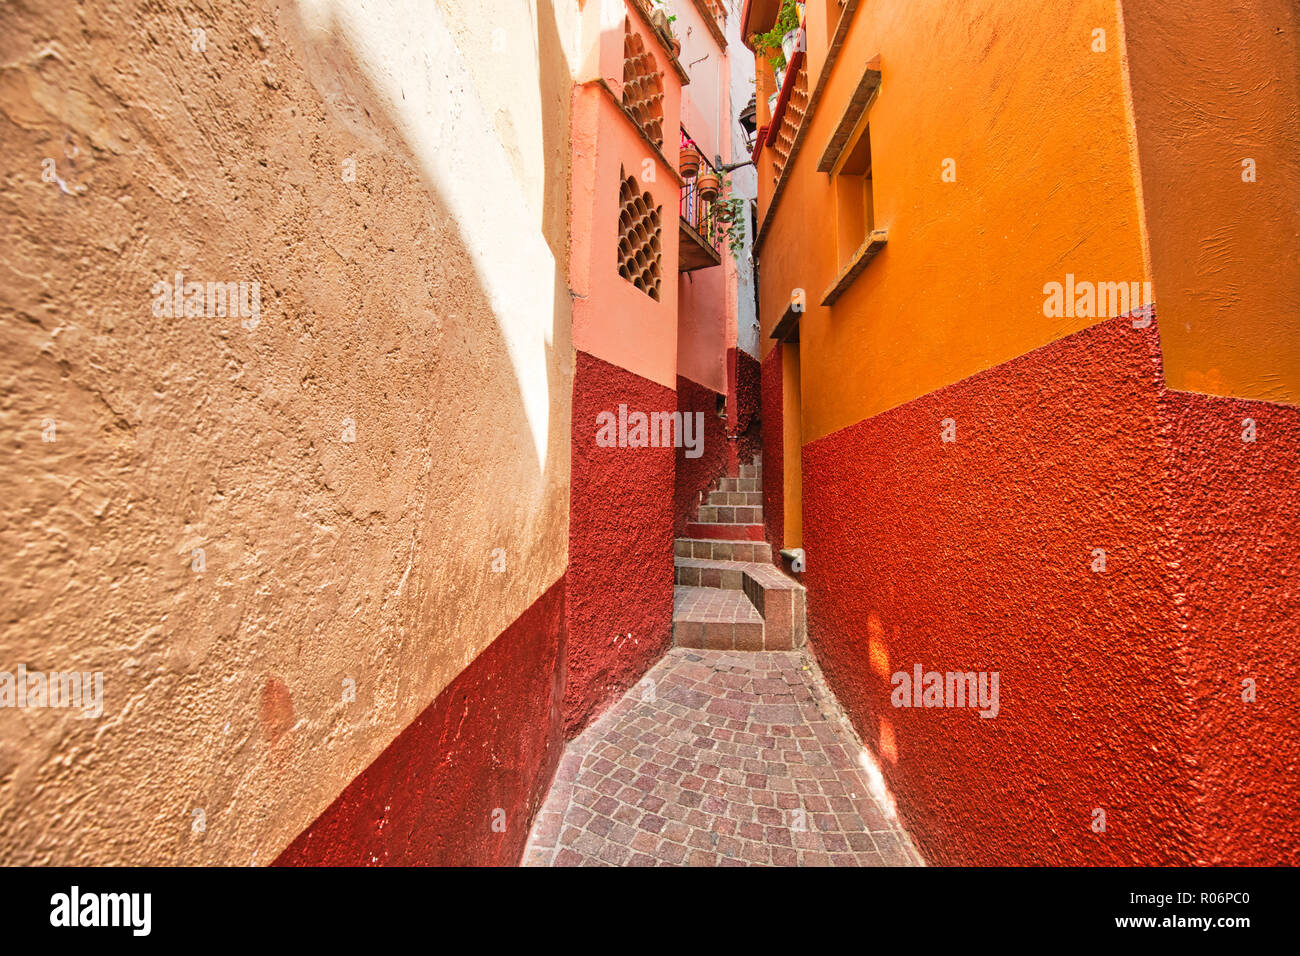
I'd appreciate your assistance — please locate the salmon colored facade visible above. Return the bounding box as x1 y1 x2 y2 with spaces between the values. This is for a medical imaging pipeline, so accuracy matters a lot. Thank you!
743 0 1298 864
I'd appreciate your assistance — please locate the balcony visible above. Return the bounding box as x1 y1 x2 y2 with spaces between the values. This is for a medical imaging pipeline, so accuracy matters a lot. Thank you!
679 129 723 272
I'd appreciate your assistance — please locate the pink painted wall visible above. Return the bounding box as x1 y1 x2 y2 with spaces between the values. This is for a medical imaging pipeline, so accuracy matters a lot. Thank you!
677 266 729 392
571 5 683 389
673 0 734 397
675 0 727 163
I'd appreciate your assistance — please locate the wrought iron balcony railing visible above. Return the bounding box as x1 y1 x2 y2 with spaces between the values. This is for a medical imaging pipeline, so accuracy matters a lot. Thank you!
679 128 722 271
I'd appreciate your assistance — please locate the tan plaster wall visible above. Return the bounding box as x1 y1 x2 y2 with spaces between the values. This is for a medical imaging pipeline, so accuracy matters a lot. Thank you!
0 0 577 864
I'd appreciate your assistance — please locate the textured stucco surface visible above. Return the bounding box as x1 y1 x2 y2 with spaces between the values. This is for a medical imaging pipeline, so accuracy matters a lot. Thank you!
565 350 675 737
1121 0 1300 405
802 315 1197 865
801 311 1299 864
274 579 566 866
673 374 727 538
0 0 574 864
760 344 784 557
1165 389 1300 864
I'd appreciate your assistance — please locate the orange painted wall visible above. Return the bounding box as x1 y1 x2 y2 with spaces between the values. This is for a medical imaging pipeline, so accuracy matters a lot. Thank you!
1121 0 1300 404
752 0 1149 442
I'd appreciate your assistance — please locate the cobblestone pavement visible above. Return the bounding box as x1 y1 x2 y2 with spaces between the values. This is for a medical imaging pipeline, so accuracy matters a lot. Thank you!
523 648 924 867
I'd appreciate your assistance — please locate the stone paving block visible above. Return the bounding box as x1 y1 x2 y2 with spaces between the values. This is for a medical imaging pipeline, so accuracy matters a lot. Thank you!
524 648 923 868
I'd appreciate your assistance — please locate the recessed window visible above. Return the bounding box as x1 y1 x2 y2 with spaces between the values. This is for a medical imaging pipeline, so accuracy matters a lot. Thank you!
833 122 874 270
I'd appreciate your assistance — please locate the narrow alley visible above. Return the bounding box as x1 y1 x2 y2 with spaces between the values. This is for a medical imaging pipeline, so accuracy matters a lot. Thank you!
1 0 1296 893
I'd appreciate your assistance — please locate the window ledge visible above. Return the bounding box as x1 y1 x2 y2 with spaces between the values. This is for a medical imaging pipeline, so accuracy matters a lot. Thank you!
820 229 887 306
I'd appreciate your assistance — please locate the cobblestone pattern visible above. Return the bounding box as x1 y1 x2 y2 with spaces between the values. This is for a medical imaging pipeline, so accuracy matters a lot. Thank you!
523 648 923 866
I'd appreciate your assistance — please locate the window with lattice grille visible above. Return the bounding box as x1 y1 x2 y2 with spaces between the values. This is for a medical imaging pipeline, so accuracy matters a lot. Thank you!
623 21 665 148
771 58 809 185
617 167 663 301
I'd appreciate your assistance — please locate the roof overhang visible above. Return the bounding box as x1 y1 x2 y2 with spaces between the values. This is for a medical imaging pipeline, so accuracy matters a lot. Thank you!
740 0 782 49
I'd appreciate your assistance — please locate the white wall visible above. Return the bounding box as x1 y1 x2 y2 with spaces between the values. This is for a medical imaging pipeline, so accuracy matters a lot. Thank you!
725 0 760 358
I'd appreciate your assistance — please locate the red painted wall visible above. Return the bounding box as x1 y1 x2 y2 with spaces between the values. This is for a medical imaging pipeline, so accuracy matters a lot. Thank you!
673 374 729 537
274 580 566 867
566 351 676 736
1166 390 1300 865
761 346 785 559
802 314 1198 865
730 347 763 468
800 310 1299 864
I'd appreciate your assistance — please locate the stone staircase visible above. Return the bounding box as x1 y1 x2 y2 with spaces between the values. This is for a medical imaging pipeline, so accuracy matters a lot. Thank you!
672 455 806 651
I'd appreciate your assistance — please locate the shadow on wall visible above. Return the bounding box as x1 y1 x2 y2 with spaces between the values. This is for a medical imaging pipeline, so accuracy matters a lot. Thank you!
0 0 571 864
260 0 577 864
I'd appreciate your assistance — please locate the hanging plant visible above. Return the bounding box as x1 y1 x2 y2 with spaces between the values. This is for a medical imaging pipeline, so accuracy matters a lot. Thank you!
696 170 721 202
712 174 747 261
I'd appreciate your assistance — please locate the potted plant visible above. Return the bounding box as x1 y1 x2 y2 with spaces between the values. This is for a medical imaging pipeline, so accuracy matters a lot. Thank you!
696 170 721 202
781 28 799 63
650 2 670 35
781 5 804 64
680 143 702 178
753 0 801 77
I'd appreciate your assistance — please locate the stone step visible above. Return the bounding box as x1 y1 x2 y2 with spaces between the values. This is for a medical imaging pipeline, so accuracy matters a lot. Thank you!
673 557 806 650
707 489 763 507
716 476 760 493
738 463 761 479
675 538 772 563
694 504 763 524
672 585 764 651
685 522 765 541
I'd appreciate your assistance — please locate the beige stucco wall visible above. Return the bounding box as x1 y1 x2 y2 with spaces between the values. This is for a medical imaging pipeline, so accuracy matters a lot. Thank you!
0 0 577 864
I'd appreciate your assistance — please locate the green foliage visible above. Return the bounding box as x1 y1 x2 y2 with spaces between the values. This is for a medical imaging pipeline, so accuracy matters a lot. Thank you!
713 176 747 261
753 0 801 70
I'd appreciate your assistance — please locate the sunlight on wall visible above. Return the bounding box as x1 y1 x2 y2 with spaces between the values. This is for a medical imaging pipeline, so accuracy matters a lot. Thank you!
296 0 560 469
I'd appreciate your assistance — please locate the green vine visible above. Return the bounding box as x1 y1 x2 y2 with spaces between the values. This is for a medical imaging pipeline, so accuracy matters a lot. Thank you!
713 176 747 261
752 0 801 70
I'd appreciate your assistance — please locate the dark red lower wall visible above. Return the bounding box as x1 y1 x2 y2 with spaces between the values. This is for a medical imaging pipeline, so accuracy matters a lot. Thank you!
761 346 784 559
274 578 566 866
730 347 763 468
801 309 1300 864
567 351 675 736
1167 389 1300 865
674 374 729 537
802 314 1200 865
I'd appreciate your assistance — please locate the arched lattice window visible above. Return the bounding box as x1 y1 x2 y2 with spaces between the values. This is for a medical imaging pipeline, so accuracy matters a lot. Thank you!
617 167 662 301
623 22 665 148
